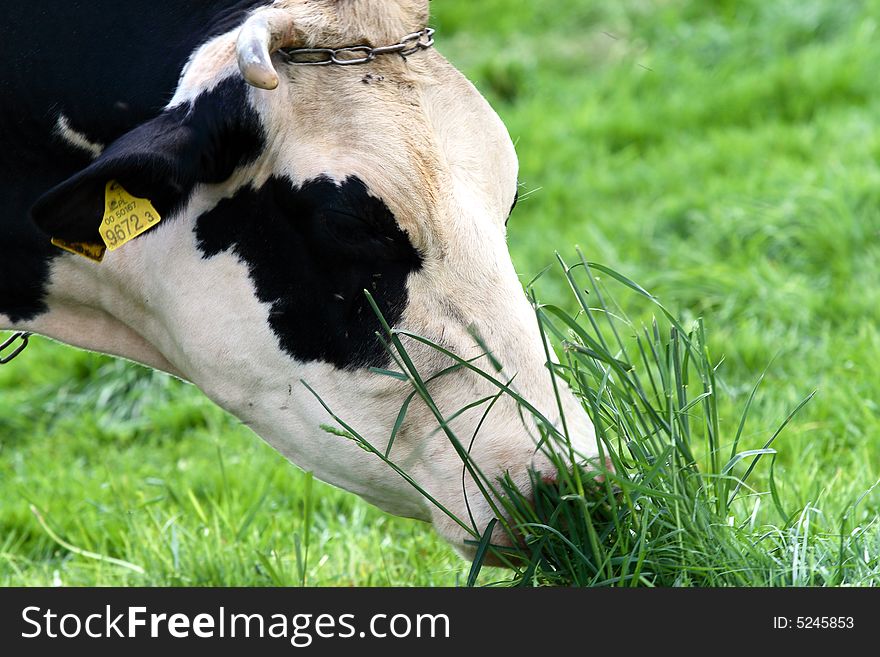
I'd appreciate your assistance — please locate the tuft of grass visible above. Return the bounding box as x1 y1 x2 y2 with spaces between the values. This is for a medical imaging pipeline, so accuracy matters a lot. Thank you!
506 254 879 586
337 255 880 586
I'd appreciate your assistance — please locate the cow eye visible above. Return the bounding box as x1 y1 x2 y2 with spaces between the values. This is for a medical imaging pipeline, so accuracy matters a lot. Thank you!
505 190 519 226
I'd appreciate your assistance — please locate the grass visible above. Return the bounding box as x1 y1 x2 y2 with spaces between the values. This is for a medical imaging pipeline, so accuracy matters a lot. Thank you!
320 255 879 586
2 0 880 585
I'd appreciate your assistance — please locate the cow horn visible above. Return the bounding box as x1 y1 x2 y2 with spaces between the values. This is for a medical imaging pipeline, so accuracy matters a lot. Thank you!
236 8 299 90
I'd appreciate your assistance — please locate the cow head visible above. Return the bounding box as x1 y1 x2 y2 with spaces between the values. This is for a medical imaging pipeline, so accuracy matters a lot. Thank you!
30 0 598 559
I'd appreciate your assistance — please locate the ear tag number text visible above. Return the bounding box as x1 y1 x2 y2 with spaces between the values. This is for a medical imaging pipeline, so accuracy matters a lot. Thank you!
100 181 163 251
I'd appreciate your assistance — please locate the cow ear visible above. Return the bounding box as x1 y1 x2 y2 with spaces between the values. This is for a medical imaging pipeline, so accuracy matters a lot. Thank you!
30 112 204 246
31 79 262 246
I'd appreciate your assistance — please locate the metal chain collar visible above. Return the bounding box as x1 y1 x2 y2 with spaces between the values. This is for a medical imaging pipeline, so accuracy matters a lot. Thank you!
279 27 435 66
0 331 31 365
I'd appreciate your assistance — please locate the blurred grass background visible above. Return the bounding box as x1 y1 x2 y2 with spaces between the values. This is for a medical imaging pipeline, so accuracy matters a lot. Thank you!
2 0 879 585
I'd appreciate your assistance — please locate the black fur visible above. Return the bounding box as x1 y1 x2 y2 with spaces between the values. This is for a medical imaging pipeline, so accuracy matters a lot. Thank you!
196 176 423 369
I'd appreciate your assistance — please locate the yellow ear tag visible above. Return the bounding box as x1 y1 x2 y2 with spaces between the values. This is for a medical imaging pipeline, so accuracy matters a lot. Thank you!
50 238 106 263
100 180 163 251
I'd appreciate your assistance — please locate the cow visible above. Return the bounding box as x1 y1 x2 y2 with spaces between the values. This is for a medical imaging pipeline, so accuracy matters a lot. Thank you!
0 0 599 561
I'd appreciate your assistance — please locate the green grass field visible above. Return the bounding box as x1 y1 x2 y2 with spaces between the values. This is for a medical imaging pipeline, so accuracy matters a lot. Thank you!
3 0 879 586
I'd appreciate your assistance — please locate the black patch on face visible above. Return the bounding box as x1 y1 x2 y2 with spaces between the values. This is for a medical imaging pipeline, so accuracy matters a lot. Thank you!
195 176 423 370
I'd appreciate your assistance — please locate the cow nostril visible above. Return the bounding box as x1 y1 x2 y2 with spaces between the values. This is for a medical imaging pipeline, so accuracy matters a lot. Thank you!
595 456 615 483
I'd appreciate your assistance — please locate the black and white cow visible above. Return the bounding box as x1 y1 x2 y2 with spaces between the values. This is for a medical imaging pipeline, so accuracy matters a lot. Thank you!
0 0 598 558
